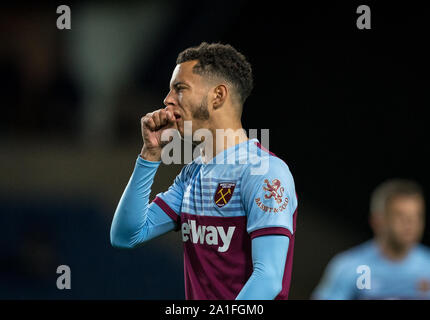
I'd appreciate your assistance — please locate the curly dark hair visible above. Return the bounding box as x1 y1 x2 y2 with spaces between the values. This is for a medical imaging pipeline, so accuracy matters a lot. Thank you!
176 42 253 106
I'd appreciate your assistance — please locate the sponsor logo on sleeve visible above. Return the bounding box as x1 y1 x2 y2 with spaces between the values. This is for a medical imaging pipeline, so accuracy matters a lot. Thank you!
255 178 289 213
418 279 430 293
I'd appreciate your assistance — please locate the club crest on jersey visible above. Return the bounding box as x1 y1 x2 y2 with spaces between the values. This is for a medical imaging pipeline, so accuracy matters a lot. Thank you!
214 182 236 208
263 179 284 204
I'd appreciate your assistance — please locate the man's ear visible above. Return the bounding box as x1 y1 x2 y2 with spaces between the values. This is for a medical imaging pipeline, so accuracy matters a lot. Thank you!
212 84 228 110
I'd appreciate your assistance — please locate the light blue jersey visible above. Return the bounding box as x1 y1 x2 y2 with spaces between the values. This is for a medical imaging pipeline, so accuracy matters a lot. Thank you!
152 138 298 299
312 240 430 299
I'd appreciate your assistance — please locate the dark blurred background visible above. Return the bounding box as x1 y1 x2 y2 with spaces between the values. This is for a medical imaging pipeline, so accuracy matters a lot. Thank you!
1 1 429 299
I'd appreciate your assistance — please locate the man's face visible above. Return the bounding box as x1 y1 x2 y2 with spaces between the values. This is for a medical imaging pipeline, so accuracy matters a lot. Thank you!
383 195 425 250
163 60 211 137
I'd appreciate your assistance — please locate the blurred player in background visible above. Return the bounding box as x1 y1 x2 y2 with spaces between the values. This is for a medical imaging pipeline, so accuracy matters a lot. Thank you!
110 42 298 299
312 179 430 299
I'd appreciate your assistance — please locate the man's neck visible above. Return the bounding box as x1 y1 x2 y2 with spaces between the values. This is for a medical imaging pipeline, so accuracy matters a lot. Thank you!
199 124 248 163
376 237 411 262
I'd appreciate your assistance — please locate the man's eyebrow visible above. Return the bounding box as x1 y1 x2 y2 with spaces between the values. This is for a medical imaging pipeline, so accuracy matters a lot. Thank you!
172 81 190 88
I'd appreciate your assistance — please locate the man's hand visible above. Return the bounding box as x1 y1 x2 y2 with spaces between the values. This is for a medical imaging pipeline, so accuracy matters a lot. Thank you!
140 108 178 162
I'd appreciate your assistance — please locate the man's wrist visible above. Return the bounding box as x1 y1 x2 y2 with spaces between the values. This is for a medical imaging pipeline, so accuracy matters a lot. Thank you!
140 146 162 162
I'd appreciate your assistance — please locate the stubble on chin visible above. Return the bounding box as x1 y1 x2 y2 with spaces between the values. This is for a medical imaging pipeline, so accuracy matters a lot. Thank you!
192 97 210 121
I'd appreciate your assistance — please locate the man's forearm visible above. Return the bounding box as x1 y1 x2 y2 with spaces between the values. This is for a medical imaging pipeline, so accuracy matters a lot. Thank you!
110 156 161 248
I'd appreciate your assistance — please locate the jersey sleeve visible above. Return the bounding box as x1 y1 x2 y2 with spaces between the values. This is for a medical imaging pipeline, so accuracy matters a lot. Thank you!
152 164 189 229
236 235 290 299
242 156 298 239
110 156 178 248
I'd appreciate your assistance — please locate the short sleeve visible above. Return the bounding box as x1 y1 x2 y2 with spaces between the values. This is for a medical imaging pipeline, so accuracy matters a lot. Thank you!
242 157 298 239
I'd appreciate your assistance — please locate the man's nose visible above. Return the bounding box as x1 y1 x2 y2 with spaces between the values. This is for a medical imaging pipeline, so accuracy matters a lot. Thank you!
163 90 176 107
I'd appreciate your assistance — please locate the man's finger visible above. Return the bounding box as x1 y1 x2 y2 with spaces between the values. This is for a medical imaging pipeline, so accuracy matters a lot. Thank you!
143 116 156 131
166 110 175 124
152 111 161 128
159 109 167 127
